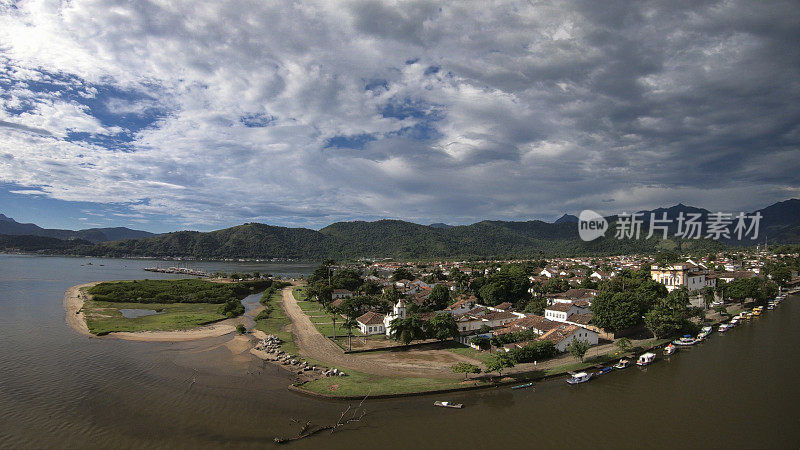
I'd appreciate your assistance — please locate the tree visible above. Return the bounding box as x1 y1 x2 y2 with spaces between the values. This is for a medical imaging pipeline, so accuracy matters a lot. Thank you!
644 288 695 338
330 268 364 291
342 317 358 351
451 362 481 379
326 303 340 341
476 265 531 306
470 336 491 350
615 337 632 353
391 267 414 282
567 338 591 363
426 284 451 310
701 286 716 309
484 352 515 377
591 291 646 332
507 340 556 363
426 313 459 341
389 315 426 345
236 323 246 334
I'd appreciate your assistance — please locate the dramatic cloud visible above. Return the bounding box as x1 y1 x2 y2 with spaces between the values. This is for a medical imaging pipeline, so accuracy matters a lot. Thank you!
0 0 798 230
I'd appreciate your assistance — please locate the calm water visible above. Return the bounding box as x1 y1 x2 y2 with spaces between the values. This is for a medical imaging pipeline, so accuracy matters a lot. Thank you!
0 254 798 449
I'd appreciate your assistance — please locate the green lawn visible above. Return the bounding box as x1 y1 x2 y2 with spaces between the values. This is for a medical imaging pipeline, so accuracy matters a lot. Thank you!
83 300 226 335
253 290 297 354
300 369 489 397
292 287 308 301
443 343 494 365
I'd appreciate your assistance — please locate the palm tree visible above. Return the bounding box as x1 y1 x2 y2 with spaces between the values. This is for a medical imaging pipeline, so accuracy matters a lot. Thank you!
342 317 358 351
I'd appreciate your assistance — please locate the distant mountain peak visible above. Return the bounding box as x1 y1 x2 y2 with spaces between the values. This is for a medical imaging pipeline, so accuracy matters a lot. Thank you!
429 222 453 229
554 214 579 224
0 213 16 222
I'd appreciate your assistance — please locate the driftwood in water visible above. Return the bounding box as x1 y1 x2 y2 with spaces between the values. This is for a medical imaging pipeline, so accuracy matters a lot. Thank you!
273 396 368 443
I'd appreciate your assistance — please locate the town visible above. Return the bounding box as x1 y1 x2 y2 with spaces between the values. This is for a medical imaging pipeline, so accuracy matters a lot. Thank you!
244 244 800 395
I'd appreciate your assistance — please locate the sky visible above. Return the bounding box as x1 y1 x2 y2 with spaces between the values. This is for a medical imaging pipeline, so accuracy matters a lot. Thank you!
0 0 798 233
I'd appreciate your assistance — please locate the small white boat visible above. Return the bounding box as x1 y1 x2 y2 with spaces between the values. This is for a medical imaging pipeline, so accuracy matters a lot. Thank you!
672 335 699 346
664 344 676 355
636 353 656 366
701 326 713 334
566 372 593 384
729 318 739 326
434 401 463 409
613 359 630 369
718 323 732 332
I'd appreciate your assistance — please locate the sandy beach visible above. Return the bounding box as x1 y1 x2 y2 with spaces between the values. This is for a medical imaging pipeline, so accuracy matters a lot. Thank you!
63 282 240 342
64 282 99 338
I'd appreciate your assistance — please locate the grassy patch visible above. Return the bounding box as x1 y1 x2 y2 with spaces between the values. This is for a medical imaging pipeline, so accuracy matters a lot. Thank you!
292 287 308 301
253 290 297 354
444 343 494 365
301 369 489 397
83 299 226 335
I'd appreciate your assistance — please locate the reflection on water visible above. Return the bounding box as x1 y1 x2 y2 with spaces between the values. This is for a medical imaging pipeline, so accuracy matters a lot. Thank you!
0 253 798 449
119 308 161 318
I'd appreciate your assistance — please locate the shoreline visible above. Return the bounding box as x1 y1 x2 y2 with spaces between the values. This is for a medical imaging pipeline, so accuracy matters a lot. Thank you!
63 281 240 342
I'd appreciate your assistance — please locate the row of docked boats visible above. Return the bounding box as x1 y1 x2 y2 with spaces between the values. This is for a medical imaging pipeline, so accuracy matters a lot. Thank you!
566 352 656 384
718 296 784 332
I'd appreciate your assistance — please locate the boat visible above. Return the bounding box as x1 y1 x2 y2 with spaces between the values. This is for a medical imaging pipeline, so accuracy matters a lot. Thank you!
730 318 739 326
566 372 593 384
701 326 713 334
511 382 534 390
434 401 463 409
718 323 732 332
672 335 699 346
767 304 775 310
664 344 676 355
613 359 630 369
636 353 656 366
596 367 613 376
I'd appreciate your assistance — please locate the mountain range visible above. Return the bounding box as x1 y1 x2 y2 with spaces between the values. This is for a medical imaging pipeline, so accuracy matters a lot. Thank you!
0 214 154 243
1 199 798 259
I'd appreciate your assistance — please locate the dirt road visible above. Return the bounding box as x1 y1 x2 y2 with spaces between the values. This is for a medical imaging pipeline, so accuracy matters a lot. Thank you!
280 286 479 378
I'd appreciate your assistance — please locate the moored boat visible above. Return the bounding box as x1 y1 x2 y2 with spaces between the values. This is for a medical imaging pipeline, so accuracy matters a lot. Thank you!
672 335 699 346
613 359 630 369
718 323 732 332
664 343 676 355
434 401 463 408
595 367 613 376
636 352 656 366
511 382 534 390
566 372 593 384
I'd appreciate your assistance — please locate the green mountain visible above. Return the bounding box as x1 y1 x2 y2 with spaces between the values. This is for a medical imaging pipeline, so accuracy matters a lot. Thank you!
2 198 796 260
74 218 725 260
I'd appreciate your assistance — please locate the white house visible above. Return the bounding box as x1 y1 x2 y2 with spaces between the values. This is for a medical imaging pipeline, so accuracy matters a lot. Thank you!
540 267 559 278
356 311 386 335
544 303 590 323
538 324 599 352
454 307 518 333
332 289 353 300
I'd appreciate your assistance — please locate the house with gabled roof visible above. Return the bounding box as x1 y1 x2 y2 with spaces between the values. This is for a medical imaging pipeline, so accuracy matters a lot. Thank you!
356 311 386 335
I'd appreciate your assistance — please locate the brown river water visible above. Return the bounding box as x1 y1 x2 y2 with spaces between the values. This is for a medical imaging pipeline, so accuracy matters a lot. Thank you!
0 254 798 449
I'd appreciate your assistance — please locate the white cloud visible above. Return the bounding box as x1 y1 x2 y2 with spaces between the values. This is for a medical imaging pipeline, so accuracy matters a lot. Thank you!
0 0 797 228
